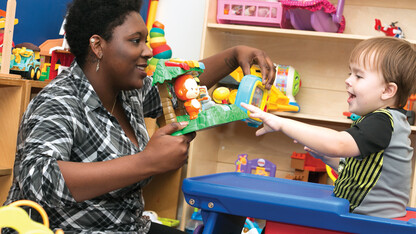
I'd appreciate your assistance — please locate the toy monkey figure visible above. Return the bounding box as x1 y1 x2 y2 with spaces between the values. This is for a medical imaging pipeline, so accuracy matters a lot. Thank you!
174 74 207 120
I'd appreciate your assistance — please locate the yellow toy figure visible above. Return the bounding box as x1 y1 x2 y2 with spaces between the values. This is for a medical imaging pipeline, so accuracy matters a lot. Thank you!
0 200 63 234
12 47 33 64
235 154 248 173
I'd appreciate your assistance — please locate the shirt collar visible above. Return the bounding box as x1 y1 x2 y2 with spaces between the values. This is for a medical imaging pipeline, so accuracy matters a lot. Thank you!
69 61 104 112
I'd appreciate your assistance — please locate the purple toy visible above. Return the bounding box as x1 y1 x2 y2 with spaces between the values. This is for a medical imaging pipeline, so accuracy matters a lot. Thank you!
281 0 346 33
235 154 276 177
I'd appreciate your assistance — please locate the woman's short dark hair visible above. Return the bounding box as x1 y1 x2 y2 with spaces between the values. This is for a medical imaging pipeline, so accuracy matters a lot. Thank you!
65 0 143 67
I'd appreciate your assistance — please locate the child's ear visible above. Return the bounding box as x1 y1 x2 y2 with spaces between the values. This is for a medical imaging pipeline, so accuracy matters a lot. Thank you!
381 82 398 100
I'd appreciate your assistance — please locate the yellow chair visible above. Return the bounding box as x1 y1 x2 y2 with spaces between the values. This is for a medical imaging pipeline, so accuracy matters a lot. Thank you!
0 200 63 234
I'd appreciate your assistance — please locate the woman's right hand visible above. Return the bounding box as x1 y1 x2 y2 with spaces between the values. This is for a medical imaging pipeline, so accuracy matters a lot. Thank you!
143 122 196 173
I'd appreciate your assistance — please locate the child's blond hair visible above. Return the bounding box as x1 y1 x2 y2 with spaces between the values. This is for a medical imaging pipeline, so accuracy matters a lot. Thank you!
349 37 416 108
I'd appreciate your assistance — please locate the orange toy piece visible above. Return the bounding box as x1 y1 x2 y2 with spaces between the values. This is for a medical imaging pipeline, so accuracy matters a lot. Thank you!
174 74 207 120
405 94 416 111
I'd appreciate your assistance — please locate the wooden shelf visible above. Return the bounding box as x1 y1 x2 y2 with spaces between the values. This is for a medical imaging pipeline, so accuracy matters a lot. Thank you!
206 23 416 44
0 168 12 176
274 111 416 133
0 76 50 204
0 74 23 84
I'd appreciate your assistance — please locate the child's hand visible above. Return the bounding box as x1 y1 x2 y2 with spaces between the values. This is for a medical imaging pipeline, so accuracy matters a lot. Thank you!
303 146 326 161
240 102 281 136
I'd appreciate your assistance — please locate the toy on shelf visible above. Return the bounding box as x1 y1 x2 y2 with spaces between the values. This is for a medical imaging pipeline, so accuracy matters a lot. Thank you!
235 154 276 177
235 74 300 128
285 151 327 184
0 3 17 76
185 208 203 234
9 44 41 80
0 9 17 58
48 50 74 80
0 200 63 234
405 94 416 111
217 0 286 28
234 154 274 234
274 64 301 108
36 18 73 81
0 9 18 29
38 39 62 81
404 94 416 125
342 111 361 121
45 19 74 80
143 210 180 228
0 31 15 56
243 218 262 234
146 0 159 36
375 19 405 38
281 0 346 33
212 87 238 105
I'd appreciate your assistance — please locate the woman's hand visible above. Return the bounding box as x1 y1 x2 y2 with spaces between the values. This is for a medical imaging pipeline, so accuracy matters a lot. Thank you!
233 45 276 89
199 45 276 89
143 122 196 173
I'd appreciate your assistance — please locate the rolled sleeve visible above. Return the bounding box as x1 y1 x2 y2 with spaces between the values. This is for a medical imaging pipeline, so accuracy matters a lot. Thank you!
14 98 80 206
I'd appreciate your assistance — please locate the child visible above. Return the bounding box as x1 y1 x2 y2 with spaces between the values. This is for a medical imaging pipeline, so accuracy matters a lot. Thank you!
241 37 416 218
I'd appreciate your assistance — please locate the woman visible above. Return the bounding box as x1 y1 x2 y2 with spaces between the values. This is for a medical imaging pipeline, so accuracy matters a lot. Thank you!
4 0 276 233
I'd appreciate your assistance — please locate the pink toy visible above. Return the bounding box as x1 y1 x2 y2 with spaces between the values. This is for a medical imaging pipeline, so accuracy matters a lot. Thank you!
217 0 286 28
281 0 346 33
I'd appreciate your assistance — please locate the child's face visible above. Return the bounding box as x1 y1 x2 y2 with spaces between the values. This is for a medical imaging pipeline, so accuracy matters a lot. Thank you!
345 63 387 116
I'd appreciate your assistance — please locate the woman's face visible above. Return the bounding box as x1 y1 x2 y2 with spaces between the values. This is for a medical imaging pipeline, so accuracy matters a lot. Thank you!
100 12 152 90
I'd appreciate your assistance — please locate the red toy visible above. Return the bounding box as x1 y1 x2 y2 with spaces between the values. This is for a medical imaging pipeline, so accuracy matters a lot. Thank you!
374 19 404 38
49 50 75 79
286 151 327 184
0 32 15 53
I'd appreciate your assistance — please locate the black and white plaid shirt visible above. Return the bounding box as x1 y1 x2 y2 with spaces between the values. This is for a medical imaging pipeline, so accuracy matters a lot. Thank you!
4 61 163 233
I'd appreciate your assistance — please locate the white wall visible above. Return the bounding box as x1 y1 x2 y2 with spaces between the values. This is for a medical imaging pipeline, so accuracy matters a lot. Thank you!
154 0 206 60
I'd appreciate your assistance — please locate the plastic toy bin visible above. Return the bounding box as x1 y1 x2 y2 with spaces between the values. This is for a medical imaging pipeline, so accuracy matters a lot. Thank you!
217 0 284 27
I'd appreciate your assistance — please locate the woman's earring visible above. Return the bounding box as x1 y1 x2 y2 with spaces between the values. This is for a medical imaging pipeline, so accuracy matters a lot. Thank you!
96 58 100 72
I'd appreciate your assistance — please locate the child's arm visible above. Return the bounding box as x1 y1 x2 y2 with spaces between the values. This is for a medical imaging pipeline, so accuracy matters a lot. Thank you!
241 103 360 158
304 146 340 170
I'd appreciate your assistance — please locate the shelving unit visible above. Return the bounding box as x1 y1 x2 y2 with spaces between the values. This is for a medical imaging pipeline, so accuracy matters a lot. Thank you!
0 75 51 204
179 0 416 230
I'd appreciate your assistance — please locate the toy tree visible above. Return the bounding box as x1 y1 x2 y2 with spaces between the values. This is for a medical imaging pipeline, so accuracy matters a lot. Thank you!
148 22 248 136
147 21 177 125
152 58 204 125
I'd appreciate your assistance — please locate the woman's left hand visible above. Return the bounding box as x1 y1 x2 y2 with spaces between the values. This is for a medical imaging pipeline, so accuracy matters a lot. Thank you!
199 45 276 89
234 45 276 89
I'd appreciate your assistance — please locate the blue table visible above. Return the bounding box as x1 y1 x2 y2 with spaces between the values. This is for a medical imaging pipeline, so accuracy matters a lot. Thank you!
182 172 416 234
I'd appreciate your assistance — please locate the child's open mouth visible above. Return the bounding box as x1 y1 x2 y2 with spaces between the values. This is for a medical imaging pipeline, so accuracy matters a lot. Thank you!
347 92 356 103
